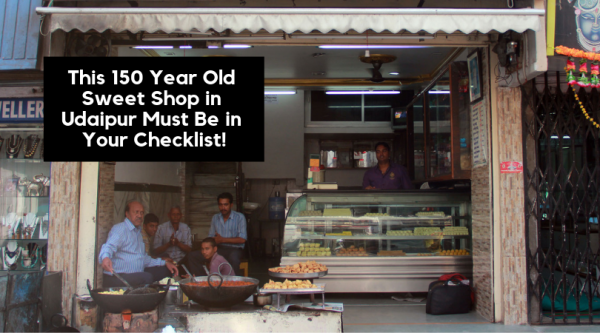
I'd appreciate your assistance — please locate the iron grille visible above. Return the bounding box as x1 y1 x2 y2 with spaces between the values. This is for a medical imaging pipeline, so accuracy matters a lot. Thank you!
523 72 600 324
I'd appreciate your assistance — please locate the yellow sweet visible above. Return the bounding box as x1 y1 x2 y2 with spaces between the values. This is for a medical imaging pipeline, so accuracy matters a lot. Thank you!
99 289 125 295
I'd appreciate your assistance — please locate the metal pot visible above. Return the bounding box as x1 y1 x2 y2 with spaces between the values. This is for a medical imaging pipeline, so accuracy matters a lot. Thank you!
165 285 182 305
86 279 170 313
253 293 272 307
180 274 259 309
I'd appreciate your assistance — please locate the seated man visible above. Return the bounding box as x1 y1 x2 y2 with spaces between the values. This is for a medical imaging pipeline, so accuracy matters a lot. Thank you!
201 237 234 276
209 192 247 276
142 213 159 257
153 207 192 264
99 201 178 288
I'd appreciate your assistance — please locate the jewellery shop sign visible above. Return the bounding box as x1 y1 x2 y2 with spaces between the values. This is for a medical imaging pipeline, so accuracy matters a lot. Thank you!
0 98 43 122
43 57 265 162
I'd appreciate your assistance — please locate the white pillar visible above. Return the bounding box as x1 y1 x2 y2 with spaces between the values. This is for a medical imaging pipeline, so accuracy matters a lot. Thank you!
76 162 100 294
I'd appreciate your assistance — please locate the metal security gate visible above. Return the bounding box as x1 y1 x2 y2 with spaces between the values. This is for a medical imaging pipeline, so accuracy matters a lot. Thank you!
523 73 600 324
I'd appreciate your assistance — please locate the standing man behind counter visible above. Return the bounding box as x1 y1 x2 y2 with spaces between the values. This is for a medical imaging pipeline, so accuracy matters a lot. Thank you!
363 142 413 190
99 201 178 288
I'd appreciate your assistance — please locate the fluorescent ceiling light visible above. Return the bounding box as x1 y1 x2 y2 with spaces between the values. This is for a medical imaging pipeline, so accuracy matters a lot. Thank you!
389 72 400 76
326 91 400 95
133 45 173 49
293 34 434 40
223 44 252 49
265 91 297 95
179 45 192 49
143 36 282 41
429 90 450 94
318 45 430 49
207 45 220 49
551 135 571 139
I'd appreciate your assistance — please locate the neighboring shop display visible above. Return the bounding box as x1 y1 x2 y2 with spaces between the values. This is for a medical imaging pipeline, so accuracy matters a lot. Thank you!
280 191 472 292
0 129 49 271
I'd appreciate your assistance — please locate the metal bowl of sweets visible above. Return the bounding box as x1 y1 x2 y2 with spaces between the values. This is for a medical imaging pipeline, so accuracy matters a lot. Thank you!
179 274 259 309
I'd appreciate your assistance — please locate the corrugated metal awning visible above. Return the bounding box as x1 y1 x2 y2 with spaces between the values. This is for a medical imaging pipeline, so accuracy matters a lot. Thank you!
1 0 42 70
36 7 545 35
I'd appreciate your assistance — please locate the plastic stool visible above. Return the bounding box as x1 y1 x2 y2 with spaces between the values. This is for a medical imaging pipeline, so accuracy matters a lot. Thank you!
239 261 248 277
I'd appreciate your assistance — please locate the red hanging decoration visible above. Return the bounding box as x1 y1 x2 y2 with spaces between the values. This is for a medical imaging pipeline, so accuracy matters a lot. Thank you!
556 45 600 129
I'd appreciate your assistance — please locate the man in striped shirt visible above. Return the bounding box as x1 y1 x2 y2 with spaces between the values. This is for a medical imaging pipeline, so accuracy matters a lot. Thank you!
99 201 179 287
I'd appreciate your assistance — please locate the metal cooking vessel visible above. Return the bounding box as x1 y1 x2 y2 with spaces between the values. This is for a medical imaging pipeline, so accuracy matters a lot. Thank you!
180 274 259 308
86 279 170 313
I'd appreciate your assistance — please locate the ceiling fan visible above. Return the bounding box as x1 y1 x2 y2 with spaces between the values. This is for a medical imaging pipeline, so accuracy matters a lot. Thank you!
359 54 397 83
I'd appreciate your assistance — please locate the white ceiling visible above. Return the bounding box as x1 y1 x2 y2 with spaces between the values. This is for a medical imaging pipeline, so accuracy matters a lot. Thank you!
119 45 455 83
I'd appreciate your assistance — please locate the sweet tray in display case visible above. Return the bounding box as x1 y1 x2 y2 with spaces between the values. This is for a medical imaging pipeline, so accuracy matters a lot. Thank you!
268 270 328 279
281 190 472 293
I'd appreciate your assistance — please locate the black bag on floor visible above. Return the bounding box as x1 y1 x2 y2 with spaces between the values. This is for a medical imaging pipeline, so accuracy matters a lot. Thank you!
426 279 472 315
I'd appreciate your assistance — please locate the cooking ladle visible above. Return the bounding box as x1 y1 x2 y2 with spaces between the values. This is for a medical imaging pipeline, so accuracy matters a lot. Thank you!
182 264 194 278
113 271 157 295
112 272 133 292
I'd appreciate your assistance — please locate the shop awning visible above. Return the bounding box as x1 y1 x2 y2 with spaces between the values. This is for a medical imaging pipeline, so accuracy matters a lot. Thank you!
36 7 545 35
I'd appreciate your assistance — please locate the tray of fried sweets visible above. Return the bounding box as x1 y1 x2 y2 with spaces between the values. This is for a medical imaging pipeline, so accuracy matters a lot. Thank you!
259 280 326 294
267 260 328 279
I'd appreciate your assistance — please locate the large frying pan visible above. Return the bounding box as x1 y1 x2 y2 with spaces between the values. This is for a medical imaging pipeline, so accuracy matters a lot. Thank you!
180 274 259 308
87 279 170 313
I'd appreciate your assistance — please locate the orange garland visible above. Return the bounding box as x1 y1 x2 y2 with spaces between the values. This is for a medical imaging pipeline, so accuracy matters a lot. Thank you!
556 45 600 61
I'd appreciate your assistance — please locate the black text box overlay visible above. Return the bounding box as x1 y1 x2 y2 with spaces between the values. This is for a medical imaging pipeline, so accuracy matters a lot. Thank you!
44 57 264 162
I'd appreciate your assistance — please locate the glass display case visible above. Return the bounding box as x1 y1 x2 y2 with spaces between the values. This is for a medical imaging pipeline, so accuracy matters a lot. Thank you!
0 129 49 272
281 190 471 292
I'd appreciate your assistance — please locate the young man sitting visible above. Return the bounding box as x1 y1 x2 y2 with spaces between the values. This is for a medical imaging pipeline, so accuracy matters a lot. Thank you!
188 237 234 276
142 213 159 257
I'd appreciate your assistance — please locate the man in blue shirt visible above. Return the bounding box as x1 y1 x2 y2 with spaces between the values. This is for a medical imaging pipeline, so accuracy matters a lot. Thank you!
99 201 179 288
187 192 247 276
153 207 193 263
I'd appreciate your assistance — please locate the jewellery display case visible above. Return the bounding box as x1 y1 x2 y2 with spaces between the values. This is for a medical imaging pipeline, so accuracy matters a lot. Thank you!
281 190 472 292
0 129 48 272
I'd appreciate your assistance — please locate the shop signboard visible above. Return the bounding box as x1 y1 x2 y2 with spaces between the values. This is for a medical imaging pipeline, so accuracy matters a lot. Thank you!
549 0 600 55
0 98 44 123
500 161 523 174
470 99 488 168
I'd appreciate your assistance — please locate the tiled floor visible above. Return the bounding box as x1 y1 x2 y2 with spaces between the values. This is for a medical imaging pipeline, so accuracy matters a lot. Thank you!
328 294 600 332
